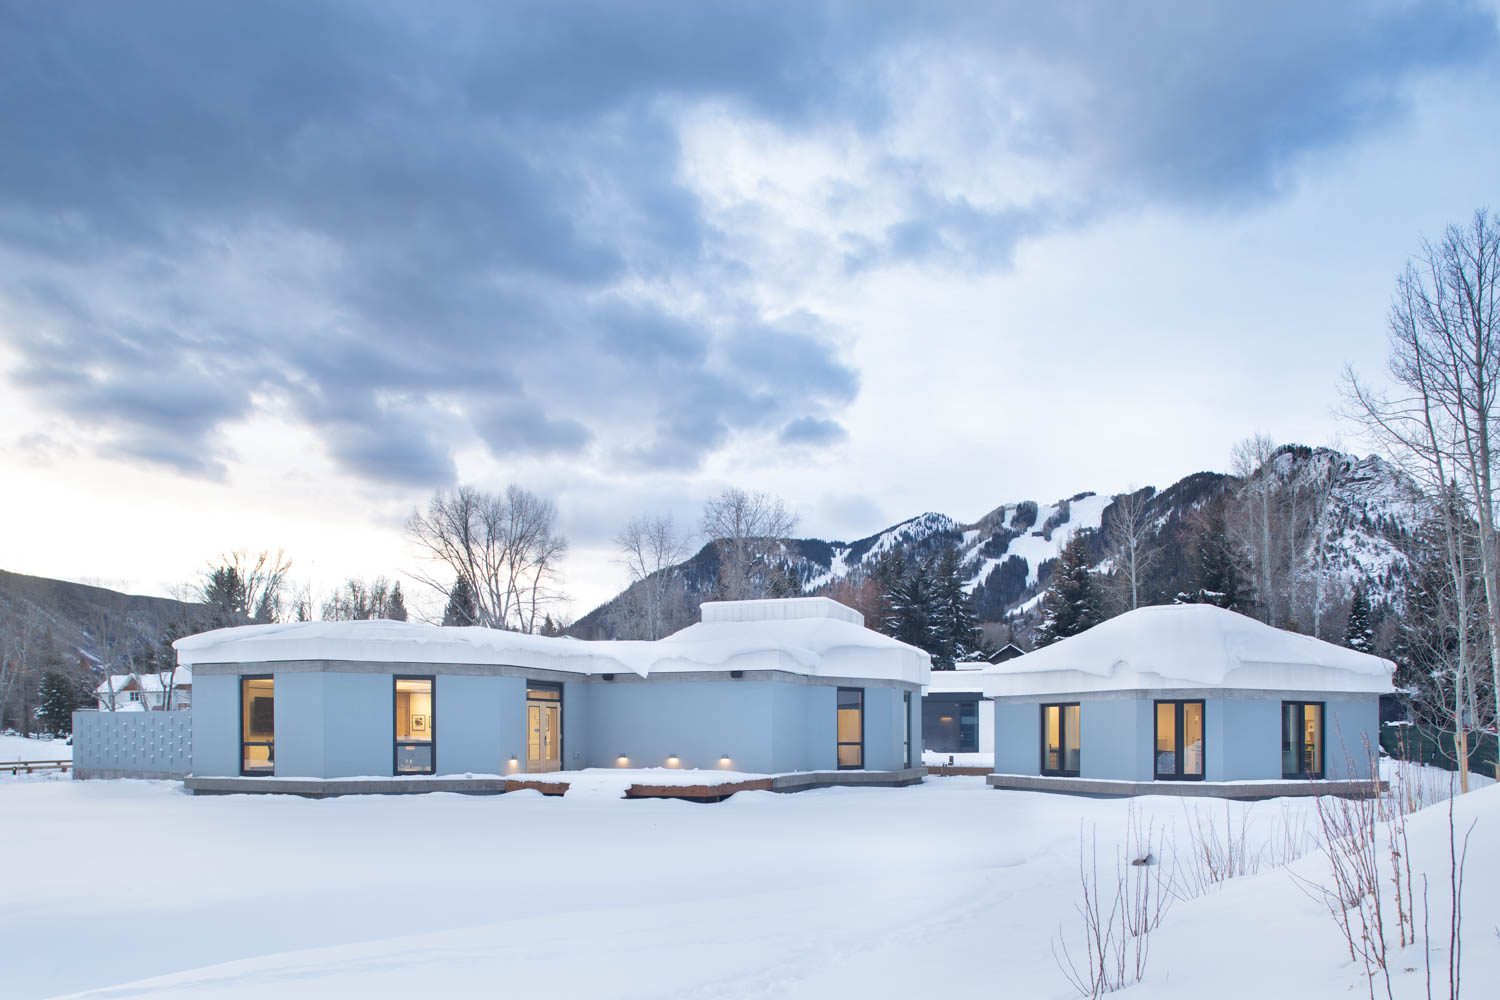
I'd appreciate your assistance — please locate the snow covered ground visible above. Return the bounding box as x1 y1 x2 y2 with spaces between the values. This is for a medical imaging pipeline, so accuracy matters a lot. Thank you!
1 773 1494 999
0 733 72 762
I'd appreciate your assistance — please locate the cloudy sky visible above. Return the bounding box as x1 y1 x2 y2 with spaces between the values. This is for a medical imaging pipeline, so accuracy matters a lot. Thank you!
2 1 1499 617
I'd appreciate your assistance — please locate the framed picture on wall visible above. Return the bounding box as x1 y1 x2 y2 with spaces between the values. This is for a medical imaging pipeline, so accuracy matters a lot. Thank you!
412 714 427 732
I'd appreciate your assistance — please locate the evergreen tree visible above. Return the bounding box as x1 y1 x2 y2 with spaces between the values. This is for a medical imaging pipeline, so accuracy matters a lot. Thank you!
442 577 479 627
201 566 248 627
1343 585 1375 654
37 670 91 735
1179 496 1250 610
1036 532 1104 646
251 589 278 624
386 582 408 622
879 553 938 654
929 548 979 669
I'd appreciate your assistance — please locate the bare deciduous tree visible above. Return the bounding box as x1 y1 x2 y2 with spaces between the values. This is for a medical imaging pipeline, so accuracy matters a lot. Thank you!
196 549 293 626
1103 487 1157 612
1230 434 1285 626
1345 208 1500 782
701 488 798 601
407 485 568 632
321 577 409 622
613 514 692 640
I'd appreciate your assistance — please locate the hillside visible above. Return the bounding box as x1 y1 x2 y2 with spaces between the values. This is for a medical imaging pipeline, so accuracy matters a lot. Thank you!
0 569 198 673
574 446 1427 640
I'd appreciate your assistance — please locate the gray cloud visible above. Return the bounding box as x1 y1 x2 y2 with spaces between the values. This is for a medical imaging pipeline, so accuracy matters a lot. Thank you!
0 1 1492 485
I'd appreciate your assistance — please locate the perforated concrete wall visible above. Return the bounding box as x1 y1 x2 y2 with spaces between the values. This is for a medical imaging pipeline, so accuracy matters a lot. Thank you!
72 710 192 779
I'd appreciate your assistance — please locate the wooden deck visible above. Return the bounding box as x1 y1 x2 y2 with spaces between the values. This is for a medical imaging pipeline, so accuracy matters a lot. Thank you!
183 767 927 799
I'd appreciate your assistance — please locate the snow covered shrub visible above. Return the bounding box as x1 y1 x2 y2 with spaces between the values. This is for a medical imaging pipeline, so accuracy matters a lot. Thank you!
1053 807 1172 997
1296 759 1476 1000
1173 801 1317 900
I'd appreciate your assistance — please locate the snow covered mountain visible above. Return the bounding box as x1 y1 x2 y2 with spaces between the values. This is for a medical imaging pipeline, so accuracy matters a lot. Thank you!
573 446 1428 637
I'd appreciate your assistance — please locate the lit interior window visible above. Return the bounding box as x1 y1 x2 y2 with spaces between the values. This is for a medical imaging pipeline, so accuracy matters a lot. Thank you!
395 677 434 774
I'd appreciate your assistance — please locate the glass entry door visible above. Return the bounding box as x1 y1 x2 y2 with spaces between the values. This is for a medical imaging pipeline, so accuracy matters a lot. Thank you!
526 684 563 772
1154 700 1205 780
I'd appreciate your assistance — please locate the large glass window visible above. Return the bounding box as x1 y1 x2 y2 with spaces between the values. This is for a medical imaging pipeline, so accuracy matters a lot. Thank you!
395 676 435 775
836 687 864 769
923 696 980 753
1282 701 1324 779
240 676 274 776
1041 703 1081 776
1154 700 1205 780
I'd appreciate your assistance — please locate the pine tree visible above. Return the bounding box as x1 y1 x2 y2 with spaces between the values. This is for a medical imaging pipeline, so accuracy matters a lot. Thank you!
386 582 408 622
38 670 91 735
1343 585 1374 654
1036 532 1104 646
882 556 936 653
251 589 278 624
929 548 979 669
1179 495 1250 610
201 566 247 627
442 577 479 627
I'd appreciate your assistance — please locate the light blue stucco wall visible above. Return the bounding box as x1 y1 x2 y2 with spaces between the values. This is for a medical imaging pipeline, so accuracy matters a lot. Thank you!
995 699 1039 775
436 675 523 775
273 673 327 777
191 673 239 777
584 680 779 773
992 691 1382 782
321 673 394 776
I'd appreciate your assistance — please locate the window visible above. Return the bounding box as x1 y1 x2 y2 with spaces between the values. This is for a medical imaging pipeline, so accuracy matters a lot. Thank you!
240 676 274 776
1154 700 1205 780
1040 703 1081 776
903 691 913 768
836 687 864 769
127 691 141 702
1282 701 1324 779
395 676 435 775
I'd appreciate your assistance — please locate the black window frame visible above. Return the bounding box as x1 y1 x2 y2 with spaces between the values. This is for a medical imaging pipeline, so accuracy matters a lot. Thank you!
1153 699 1206 782
393 674 437 776
1039 702 1081 777
239 674 275 777
1281 700 1325 780
836 686 865 770
903 690 913 768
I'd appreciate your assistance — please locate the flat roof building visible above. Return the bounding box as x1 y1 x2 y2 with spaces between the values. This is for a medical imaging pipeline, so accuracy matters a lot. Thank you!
173 597 929 794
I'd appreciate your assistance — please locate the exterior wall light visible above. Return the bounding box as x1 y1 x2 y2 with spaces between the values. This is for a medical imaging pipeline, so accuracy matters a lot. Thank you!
616 755 629 766
719 755 732 768
666 755 680 767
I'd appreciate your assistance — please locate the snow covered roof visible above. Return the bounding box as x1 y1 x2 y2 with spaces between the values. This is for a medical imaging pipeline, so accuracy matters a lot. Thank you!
981 604 1394 697
137 667 192 692
173 599 931 685
95 674 137 695
925 669 986 694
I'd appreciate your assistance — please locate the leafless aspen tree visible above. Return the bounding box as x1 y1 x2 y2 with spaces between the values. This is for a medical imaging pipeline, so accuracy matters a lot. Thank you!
700 488 798 601
1103 487 1157 611
1230 434 1285 626
407 485 568 632
1344 208 1500 782
614 513 692 640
